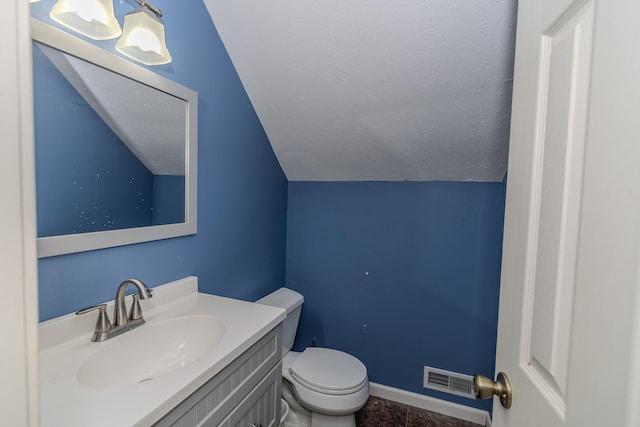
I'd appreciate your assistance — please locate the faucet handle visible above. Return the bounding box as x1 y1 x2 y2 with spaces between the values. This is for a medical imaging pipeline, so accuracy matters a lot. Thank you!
128 294 143 321
76 304 112 338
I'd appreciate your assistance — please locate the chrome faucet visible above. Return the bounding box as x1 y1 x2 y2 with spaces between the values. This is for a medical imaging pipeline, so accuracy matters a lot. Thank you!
76 278 153 342
113 278 153 326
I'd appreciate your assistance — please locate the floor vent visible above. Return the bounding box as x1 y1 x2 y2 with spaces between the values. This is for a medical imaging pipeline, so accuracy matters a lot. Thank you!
423 366 476 399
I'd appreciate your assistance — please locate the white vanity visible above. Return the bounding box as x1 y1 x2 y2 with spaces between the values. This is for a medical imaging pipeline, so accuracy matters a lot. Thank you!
39 277 286 426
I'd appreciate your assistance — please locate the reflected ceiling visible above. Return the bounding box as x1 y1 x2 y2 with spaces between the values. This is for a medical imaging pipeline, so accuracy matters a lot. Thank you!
39 43 185 175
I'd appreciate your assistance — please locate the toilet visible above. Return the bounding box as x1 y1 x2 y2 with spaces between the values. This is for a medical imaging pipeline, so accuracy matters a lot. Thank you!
257 288 370 427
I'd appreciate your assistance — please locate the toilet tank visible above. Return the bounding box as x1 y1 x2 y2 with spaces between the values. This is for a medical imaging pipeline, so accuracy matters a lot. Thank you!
256 288 304 354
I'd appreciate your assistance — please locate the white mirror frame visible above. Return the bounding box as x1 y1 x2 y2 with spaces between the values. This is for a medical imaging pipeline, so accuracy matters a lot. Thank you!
32 19 198 258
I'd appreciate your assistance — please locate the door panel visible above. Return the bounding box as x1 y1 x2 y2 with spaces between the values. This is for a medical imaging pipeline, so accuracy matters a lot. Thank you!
526 2 593 413
0 1 39 426
494 0 640 426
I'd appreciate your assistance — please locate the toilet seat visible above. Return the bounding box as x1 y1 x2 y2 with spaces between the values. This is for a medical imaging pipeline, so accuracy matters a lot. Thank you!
289 348 368 395
282 348 370 416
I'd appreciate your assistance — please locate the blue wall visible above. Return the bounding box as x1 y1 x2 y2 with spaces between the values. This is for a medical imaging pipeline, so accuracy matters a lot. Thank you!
286 181 505 411
31 0 288 321
152 175 185 225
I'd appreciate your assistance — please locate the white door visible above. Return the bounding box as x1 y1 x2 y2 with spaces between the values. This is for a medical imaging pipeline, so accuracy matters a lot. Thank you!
0 1 39 426
491 0 640 426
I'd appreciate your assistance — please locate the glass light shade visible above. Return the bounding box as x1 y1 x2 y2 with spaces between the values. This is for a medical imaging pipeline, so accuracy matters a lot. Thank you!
49 0 122 40
115 8 172 66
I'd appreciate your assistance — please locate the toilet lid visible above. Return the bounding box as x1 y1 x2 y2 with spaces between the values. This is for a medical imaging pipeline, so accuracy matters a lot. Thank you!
289 348 368 395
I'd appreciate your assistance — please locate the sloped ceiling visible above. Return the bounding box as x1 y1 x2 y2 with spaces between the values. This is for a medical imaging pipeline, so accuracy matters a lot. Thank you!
204 0 517 182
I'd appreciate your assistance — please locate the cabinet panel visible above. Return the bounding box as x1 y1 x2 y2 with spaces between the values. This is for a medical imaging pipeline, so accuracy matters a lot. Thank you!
219 363 282 427
155 325 282 427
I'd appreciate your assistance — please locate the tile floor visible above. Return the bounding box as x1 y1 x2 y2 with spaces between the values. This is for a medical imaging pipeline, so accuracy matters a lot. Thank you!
355 396 485 427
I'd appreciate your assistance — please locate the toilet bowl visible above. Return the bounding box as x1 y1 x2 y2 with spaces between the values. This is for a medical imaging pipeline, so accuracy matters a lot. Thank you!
280 398 290 427
256 288 370 427
282 380 311 427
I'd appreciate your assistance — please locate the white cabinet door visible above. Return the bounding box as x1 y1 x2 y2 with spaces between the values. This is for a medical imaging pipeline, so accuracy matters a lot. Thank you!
493 0 640 426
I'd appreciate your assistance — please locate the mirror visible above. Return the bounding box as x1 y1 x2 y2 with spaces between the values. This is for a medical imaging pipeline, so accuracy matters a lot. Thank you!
31 19 197 258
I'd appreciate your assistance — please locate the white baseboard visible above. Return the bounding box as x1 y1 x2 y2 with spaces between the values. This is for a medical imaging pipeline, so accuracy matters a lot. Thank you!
369 382 492 427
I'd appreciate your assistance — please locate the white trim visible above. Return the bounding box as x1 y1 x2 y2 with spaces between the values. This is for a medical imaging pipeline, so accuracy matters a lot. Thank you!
0 1 39 425
369 382 491 427
626 253 640 427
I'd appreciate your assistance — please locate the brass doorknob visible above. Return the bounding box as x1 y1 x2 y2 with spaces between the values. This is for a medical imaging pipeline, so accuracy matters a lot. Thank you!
473 372 512 409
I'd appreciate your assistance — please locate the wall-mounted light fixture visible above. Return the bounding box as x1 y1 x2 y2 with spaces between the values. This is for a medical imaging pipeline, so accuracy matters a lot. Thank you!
48 0 171 66
49 0 122 40
115 0 172 66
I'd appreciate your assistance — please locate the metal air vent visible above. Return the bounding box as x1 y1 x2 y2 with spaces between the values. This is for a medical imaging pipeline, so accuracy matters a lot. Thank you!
423 366 476 399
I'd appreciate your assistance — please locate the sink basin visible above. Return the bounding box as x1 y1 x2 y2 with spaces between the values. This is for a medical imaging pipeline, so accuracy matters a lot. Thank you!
77 315 225 388
39 276 287 427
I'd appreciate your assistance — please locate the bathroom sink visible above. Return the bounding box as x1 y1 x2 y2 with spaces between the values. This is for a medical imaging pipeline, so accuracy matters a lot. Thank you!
39 276 286 427
77 315 225 388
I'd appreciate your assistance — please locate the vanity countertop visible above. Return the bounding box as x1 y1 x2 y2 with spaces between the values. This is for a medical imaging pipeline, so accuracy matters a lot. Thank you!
38 276 285 427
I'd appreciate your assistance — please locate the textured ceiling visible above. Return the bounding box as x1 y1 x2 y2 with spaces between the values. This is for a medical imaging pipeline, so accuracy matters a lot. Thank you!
204 0 517 182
